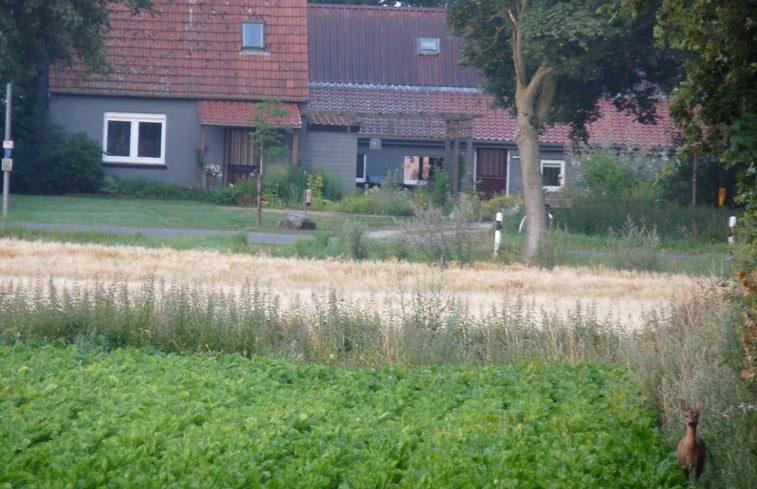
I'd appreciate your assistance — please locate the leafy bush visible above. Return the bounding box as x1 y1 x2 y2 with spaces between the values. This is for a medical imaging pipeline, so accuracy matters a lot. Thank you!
578 149 638 198
12 117 103 195
481 194 523 219
214 178 258 206
332 187 415 216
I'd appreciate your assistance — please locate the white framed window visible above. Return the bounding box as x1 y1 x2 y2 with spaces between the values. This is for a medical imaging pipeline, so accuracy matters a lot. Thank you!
417 37 440 55
356 153 367 183
242 20 265 50
541 159 565 191
103 113 166 165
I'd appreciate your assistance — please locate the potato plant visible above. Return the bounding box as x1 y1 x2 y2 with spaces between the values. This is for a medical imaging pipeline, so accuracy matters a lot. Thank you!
0 345 684 488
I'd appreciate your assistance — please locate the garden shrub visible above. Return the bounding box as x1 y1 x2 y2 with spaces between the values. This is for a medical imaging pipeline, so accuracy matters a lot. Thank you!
481 195 523 219
101 177 205 200
214 178 258 206
578 149 638 198
12 117 103 195
332 187 414 216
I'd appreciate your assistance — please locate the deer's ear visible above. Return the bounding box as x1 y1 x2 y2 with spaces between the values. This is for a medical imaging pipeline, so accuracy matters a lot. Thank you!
695 400 704 412
679 399 688 411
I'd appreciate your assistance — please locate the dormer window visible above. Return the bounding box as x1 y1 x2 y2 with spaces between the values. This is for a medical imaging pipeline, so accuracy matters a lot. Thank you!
417 37 440 56
242 20 265 50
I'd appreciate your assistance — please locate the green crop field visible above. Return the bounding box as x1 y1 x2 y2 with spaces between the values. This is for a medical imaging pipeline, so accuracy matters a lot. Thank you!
1 345 684 488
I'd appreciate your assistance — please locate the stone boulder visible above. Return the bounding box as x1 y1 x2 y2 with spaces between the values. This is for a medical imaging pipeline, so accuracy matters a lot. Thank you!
278 213 316 230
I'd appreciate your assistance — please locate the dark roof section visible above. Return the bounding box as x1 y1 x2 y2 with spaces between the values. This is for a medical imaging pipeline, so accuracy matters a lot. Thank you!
308 4 483 88
50 0 309 102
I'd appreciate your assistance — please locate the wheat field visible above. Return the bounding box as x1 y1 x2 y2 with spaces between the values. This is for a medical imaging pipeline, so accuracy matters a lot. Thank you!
0 238 717 330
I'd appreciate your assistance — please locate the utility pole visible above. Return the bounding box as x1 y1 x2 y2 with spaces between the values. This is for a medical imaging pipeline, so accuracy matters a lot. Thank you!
2 83 12 219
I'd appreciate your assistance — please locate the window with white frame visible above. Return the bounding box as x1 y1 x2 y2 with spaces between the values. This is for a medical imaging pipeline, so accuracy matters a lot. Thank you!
541 159 565 191
242 20 265 50
417 37 440 55
103 113 166 165
356 153 367 183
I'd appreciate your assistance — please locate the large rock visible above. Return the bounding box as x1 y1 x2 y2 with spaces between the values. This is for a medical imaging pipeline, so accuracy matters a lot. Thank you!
278 213 316 230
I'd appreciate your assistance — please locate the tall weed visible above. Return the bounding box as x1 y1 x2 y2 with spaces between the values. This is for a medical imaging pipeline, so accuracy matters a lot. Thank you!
608 215 661 271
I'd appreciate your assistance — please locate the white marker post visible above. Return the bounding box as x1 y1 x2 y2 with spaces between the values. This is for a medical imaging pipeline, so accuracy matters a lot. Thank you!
494 212 503 257
728 216 737 244
304 188 312 214
2 83 12 219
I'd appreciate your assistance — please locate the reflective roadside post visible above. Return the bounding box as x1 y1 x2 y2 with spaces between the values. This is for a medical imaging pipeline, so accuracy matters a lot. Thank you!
2 83 12 220
728 216 737 244
494 211 503 258
304 188 312 214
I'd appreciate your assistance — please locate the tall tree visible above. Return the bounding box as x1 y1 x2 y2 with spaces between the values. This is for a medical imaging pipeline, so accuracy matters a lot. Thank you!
447 0 679 259
0 0 153 87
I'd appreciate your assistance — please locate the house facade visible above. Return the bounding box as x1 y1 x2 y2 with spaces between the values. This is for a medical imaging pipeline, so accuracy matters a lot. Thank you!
303 4 679 198
48 1 678 198
48 0 308 189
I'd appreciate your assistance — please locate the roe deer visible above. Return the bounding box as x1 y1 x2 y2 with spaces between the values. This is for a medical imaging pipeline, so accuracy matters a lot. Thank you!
677 399 706 483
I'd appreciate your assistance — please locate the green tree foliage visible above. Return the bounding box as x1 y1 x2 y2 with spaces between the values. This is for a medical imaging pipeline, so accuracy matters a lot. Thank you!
446 0 680 258
0 0 153 85
622 0 757 249
1 0 152 196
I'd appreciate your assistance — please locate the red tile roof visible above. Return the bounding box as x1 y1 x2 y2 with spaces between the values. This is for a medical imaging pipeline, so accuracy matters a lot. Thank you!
49 0 309 102
308 4 483 88
308 85 679 147
198 101 302 128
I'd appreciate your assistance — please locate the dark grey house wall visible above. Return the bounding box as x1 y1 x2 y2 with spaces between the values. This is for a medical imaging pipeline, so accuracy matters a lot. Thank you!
49 94 203 187
359 139 447 184
302 130 358 193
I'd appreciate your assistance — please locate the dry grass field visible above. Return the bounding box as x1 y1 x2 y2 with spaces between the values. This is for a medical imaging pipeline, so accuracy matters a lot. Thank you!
0 238 715 330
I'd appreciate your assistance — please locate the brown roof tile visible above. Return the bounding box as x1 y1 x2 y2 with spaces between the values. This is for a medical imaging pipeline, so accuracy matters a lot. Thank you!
309 85 678 147
50 0 309 102
198 101 302 128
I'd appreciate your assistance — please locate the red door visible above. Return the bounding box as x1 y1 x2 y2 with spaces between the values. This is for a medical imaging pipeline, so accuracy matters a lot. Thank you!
476 149 508 198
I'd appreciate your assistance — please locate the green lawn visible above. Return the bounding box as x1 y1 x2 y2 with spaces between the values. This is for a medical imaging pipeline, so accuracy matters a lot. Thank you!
0 194 398 234
0 194 733 275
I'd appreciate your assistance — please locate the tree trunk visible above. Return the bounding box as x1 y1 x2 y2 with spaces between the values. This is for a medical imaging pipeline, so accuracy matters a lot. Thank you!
515 96 546 260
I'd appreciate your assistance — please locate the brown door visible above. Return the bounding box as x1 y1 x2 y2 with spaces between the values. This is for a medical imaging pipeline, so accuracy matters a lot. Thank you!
476 149 508 198
224 128 259 185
